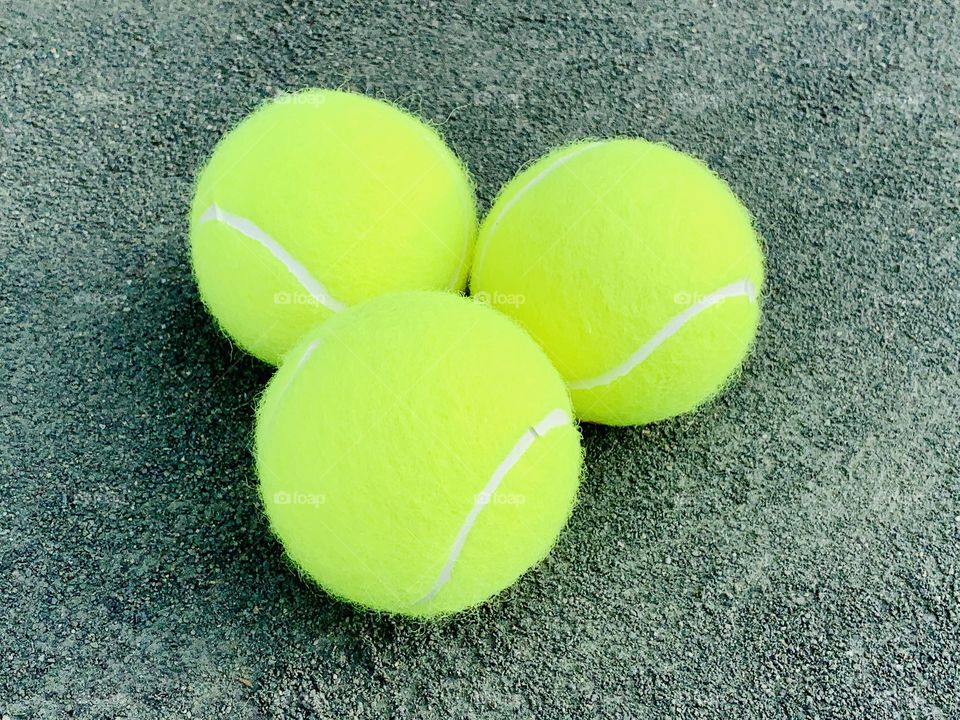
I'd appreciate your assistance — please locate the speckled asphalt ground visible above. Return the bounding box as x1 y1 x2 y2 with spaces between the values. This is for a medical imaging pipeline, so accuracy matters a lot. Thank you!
2 1 959 718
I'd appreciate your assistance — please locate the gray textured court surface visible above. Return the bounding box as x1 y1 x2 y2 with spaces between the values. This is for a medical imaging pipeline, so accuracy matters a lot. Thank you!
2 1 958 718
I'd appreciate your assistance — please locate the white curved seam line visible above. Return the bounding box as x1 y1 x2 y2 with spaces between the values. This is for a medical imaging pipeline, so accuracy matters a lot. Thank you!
414 408 572 606
292 337 323 372
472 142 604 276
568 278 758 391
276 336 323 407
199 203 347 313
260 337 323 430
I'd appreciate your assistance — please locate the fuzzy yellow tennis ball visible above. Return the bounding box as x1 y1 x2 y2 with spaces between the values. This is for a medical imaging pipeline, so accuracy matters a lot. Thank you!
470 138 764 426
189 89 476 365
256 291 583 617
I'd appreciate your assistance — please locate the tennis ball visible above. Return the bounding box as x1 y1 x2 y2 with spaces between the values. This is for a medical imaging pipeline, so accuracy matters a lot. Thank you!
470 139 764 426
190 89 476 366
256 291 582 617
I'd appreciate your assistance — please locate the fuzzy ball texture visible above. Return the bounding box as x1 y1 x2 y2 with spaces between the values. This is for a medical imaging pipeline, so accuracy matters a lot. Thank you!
255 291 583 617
190 89 476 366
470 139 765 426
